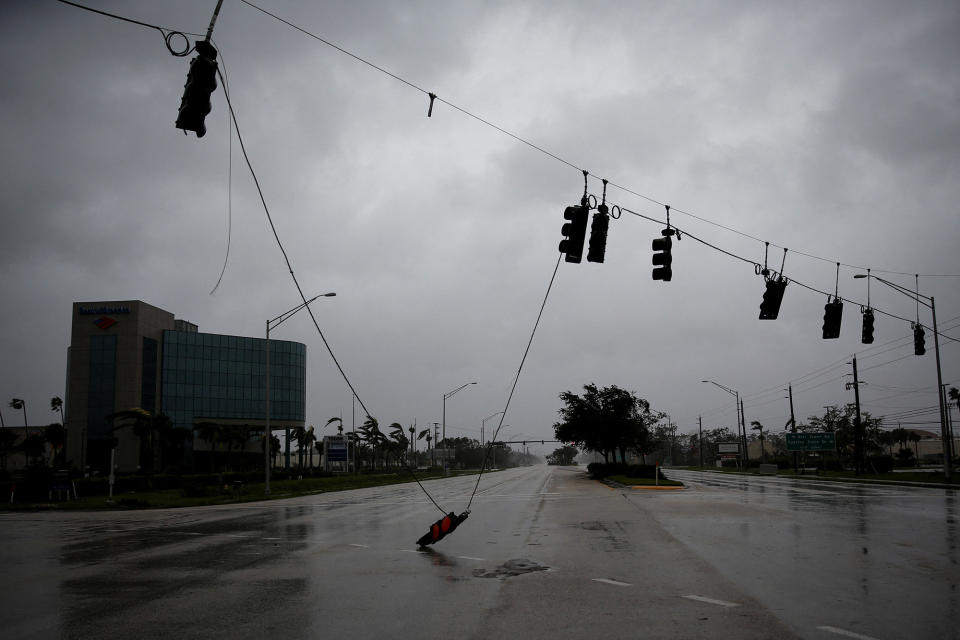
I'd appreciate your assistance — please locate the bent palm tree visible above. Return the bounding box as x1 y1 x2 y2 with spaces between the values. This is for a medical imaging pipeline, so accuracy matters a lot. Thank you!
9 398 28 467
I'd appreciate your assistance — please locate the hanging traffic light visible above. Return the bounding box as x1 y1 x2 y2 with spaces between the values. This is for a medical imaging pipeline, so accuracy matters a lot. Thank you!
587 204 609 263
651 228 674 281
759 278 787 319
175 40 218 138
861 308 875 344
914 324 926 355
821 298 843 339
416 511 469 546
558 205 588 263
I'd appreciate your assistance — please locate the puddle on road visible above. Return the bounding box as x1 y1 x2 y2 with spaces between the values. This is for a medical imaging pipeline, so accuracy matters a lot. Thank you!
473 558 549 579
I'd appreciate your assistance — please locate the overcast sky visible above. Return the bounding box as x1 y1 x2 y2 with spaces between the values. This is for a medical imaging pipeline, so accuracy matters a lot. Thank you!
1 0 958 455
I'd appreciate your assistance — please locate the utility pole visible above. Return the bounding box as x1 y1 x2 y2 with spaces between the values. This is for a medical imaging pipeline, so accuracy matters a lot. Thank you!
699 415 703 469
851 356 864 475
788 384 798 472
740 398 748 467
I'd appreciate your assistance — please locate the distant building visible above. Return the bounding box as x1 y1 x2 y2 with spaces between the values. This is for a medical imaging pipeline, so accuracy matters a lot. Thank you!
65 300 305 473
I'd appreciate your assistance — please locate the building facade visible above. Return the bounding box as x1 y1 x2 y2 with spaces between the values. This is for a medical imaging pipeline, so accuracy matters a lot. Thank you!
65 300 305 473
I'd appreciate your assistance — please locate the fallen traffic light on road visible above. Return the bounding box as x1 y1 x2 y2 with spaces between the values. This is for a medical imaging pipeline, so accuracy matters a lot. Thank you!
417 511 469 547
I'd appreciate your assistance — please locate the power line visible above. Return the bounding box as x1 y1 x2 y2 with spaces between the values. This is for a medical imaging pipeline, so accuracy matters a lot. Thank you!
235 0 960 280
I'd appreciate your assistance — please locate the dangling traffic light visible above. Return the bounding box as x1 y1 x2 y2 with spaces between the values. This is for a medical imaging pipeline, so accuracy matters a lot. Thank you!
559 205 588 263
175 40 218 138
914 324 926 355
416 511 469 546
759 278 787 319
651 228 674 281
861 308 875 344
587 204 609 263
822 298 843 339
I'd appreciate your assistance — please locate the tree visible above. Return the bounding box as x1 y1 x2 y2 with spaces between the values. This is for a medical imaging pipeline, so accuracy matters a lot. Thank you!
750 421 766 462
553 384 660 463
326 416 344 434
45 422 66 467
50 396 64 425
359 416 385 470
417 428 433 467
547 445 578 465
9 398 28 467
388 423 409 468
909 431 922 465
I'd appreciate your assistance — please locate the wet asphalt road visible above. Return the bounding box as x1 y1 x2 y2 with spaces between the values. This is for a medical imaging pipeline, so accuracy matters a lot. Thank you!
1 466 955 639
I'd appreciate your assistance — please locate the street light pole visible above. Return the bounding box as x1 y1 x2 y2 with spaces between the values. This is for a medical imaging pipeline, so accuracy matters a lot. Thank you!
702 380 747 467
441 381 477 471
854 274 950 479
482 411 504 448
264 292 336 495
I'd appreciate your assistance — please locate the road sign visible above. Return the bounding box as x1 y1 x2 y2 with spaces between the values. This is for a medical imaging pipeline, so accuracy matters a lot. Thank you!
786 432 837 452
717 442 740 454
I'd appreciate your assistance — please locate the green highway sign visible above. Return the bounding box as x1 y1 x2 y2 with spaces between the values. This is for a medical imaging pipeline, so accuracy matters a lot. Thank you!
786 432 837 451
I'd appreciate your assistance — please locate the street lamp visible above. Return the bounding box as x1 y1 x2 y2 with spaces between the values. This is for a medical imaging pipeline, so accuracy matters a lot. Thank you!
441 381 476 473
482 410 504 447
702 380 747 466
854 273 950 478
265 292 336 495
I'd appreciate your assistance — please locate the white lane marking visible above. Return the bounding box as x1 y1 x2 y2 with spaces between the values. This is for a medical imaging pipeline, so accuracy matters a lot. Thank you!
817 625 881 640
263 537 282 541
592 578 632 587
399 549 419 553
682 595 740 608
349 543 369 548
458 556 486 561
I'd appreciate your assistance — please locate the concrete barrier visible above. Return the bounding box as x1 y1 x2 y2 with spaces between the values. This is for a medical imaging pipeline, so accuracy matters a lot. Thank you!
759 463 778 476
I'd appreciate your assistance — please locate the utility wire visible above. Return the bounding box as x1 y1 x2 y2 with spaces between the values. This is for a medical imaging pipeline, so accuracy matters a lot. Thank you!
216 64 449 517
55 0 201 56
467 254 564 511
236 0 959 279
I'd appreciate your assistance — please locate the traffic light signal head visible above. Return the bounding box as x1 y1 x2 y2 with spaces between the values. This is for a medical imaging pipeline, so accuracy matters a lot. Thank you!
587 204 610 263
175 40 218 138
416 511 469 546
559 205 588 263
914 324 926 355
821 298 843 339
861 308 875 344
759 278 787 319
651 228 674 281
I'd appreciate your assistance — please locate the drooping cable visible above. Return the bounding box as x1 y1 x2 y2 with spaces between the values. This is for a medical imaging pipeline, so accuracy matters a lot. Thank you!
216 64 450 515
209 39 232 295
466 254 564 511
55 0 200 56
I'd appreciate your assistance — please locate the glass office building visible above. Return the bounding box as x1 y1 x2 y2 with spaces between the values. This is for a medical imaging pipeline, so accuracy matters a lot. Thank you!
161 330 305 429
65 300 306 473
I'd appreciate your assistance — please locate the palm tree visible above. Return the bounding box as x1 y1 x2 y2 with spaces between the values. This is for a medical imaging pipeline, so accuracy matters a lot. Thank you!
750 420 766 462
409 425 416 457
50 396 64 425
326 416 344 435
359 416 384 470
418 428 432 467
305 426 316 469
45 422 66 467
9 398 28 467
388 423 408 468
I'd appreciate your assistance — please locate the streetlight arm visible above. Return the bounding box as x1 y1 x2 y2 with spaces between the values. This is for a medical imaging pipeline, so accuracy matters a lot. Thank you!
702 380 737 398
269 293 336 328
854 274 931 308
444 381 478 400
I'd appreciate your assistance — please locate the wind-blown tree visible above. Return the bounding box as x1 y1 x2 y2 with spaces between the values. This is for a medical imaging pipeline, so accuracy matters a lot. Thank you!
326 416 344 434
9 398 28 467
45 422 66 467
359 416 386 470
387 423 408 468
50 396 64 424
553 384 661 463
417 428 433 467
547 445 578 465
